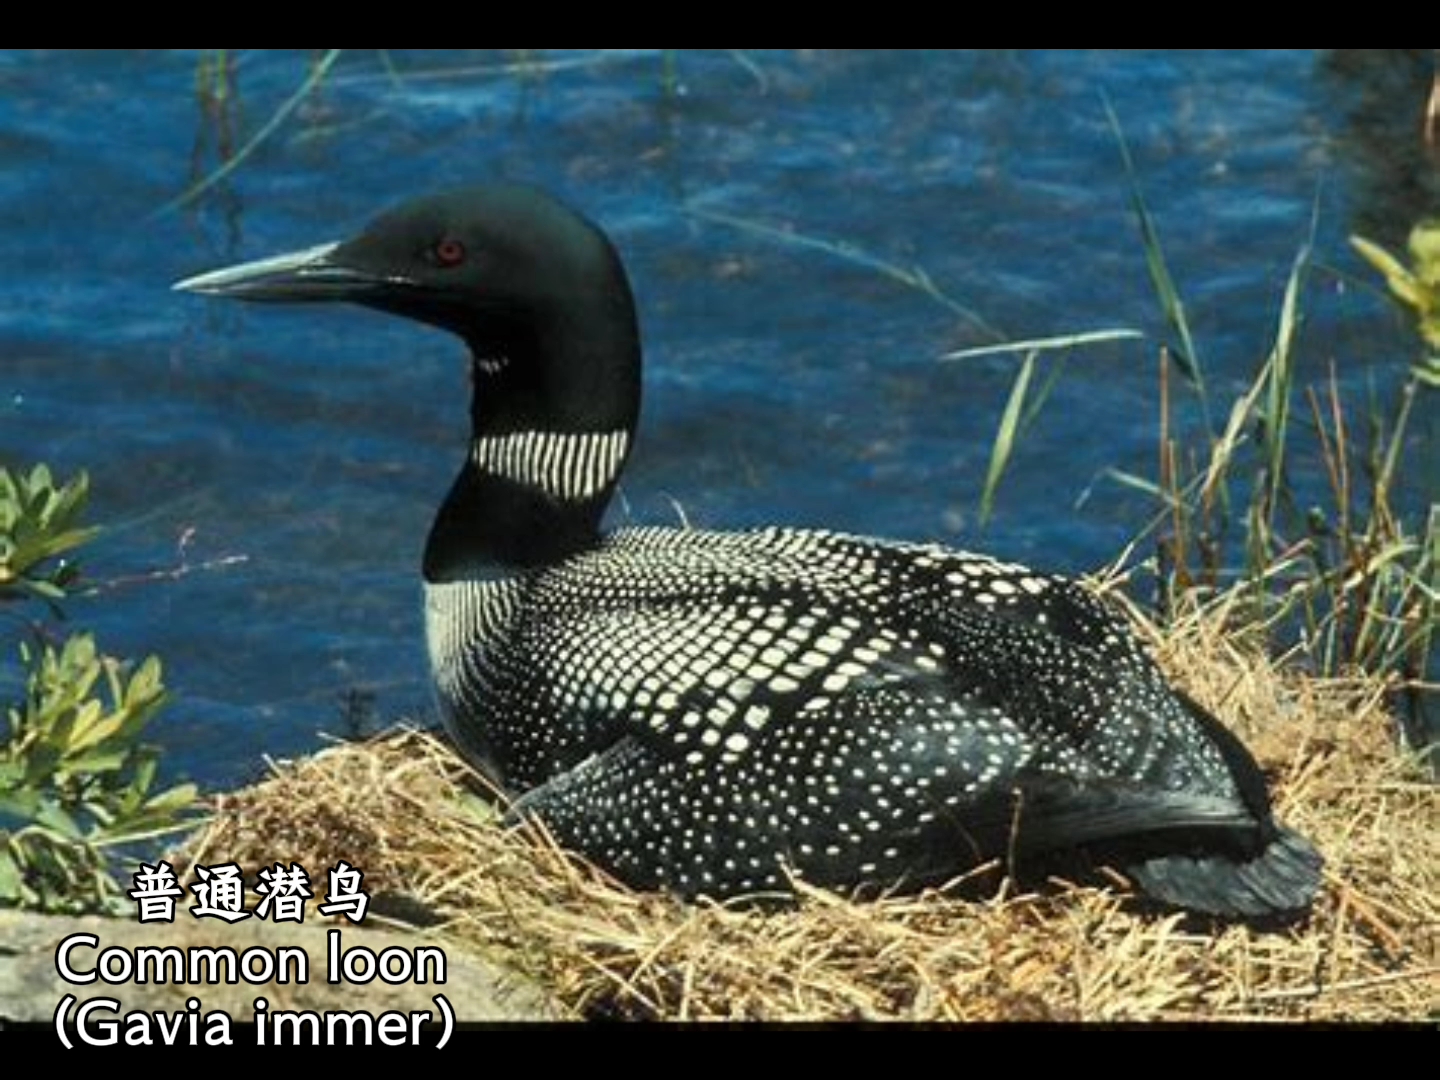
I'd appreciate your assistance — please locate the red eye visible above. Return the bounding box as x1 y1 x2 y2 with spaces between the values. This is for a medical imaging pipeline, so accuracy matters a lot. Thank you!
433 238 467 268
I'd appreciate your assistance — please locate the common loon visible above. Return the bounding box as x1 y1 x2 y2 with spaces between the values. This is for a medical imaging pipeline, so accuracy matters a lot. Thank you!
175 185 1323 917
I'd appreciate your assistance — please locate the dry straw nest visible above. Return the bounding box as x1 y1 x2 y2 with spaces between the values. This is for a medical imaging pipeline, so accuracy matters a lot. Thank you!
177 590 1437 1021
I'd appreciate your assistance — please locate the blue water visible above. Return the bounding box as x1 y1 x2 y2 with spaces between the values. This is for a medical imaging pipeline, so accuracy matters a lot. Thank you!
1 50 1435 789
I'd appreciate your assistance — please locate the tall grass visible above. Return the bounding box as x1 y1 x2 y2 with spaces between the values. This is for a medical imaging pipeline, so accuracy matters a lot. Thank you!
943 331 1143 525
1106 187 1437 767
1103 96 1209 418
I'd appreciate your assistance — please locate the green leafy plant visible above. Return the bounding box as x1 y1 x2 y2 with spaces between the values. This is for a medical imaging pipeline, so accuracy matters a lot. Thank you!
0 465 98 603
1352 220 1440 385
1 464 200 913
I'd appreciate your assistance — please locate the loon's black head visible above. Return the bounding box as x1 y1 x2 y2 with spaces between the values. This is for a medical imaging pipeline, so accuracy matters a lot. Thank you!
176 185 644 573
174 184 642 436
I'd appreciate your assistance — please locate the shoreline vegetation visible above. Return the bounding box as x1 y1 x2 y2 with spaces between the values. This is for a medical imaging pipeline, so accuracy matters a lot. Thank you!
3 50 1435 1020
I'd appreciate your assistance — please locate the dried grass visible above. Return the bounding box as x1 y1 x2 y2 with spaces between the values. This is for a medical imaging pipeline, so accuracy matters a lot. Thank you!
175 593 1438 1021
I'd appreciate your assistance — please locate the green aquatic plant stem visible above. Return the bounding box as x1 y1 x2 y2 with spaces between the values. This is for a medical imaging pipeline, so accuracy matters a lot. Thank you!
690 205 1003 339
1102 94 1211 432
159 48 344 217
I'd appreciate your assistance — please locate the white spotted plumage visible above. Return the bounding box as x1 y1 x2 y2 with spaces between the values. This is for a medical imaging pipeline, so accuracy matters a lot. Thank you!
424 523 1241 897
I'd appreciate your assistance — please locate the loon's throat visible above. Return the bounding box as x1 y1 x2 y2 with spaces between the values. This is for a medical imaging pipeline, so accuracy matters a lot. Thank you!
422 426 631 583
422 320 640 583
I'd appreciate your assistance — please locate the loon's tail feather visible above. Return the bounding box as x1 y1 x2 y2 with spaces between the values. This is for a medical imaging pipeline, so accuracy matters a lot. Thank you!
1123 824 1323 918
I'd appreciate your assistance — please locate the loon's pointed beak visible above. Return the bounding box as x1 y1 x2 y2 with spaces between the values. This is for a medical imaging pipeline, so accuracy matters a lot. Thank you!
173 241 388 302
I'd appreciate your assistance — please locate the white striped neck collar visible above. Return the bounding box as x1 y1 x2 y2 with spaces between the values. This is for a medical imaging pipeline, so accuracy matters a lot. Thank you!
470 428 631 504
